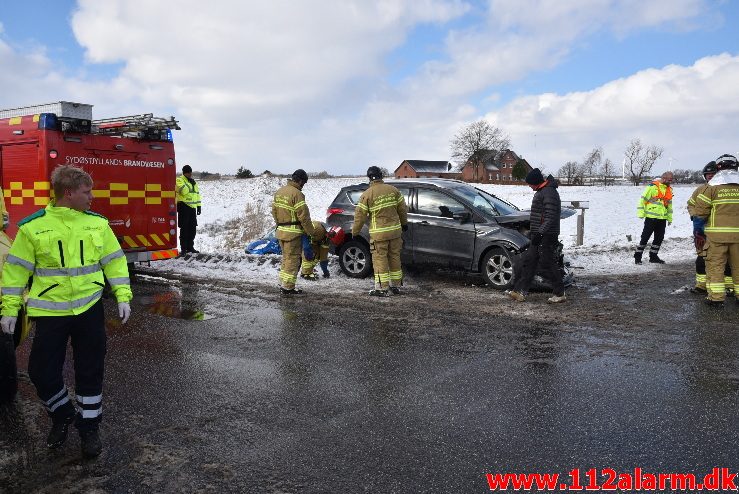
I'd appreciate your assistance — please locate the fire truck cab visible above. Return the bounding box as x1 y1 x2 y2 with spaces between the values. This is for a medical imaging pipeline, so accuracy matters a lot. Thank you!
0 101 180 263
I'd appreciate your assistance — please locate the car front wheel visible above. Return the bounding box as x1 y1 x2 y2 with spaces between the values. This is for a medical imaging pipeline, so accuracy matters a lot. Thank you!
338 240 373 278
482 247 515 290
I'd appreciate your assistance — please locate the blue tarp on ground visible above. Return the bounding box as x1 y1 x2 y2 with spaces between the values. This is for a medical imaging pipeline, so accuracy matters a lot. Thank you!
245 236 281 255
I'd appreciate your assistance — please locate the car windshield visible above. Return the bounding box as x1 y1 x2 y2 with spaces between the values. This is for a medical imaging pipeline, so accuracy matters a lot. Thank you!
452 186 520 216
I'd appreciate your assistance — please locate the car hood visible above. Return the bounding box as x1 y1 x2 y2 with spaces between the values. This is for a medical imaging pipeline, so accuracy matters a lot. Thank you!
495 208 576 226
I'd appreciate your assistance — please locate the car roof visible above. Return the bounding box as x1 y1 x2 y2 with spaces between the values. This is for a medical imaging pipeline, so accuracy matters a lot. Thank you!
340 177 469 191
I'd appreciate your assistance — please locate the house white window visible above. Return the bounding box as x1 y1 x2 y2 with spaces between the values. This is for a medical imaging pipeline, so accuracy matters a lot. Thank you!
502 163 506 168
496 173 500 180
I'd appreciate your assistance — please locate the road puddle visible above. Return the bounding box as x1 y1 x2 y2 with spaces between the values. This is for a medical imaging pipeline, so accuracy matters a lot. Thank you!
137 291 214 320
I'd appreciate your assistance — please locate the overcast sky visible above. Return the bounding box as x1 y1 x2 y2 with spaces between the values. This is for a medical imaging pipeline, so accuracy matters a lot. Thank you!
1 0 738 176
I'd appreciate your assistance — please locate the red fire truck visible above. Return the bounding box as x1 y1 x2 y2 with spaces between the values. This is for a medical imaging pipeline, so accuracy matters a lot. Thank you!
0 101 181 263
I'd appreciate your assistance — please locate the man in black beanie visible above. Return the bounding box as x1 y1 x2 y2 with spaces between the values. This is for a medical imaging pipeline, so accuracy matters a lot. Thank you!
507 168 566 303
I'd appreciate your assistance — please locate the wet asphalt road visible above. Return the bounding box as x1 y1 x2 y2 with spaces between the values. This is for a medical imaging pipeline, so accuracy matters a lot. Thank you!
1 264 739 493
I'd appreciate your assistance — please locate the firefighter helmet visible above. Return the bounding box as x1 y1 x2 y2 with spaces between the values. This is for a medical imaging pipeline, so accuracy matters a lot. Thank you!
291 169 309 183
715 154 738 170
702 161 718 179
367 166 383 181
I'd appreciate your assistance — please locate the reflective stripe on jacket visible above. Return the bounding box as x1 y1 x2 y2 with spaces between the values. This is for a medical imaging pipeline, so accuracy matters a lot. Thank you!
176 176 201 209
352 180 408 241
687 183 710 217
304 222 330 262
637 180 673 222
0 204 132 317
694 182 739 242
272 180 315 240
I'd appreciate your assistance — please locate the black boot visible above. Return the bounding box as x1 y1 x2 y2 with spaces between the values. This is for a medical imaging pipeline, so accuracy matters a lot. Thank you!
47 413 77 449
634 252 643 265
649 255 665 264
79 428 102 457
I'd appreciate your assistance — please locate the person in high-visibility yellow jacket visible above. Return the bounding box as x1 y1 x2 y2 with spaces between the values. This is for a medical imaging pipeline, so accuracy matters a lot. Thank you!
0 165 132 458
0 184 8 231
176 164 202 254
634 171 673 264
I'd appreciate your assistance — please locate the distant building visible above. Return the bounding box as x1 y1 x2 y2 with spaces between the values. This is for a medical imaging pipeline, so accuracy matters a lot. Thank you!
394 160 463 179
460 149 532 184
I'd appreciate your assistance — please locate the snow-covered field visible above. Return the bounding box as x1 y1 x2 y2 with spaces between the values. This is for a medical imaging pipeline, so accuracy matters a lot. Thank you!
146 176 698 285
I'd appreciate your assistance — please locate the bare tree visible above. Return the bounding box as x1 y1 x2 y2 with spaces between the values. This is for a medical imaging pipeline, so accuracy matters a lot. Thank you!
624 138 664 185
599 158 616 186
557 161 580 185
450 120 510 182
581 147 603 183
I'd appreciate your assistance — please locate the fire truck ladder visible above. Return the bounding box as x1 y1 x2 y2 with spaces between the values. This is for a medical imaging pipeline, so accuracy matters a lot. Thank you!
91 113 181 138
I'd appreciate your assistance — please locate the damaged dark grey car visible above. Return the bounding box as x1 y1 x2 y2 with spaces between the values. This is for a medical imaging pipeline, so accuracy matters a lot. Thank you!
326 178 575 290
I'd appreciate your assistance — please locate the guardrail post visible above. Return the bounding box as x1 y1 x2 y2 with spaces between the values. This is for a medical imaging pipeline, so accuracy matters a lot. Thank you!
562 201 589 247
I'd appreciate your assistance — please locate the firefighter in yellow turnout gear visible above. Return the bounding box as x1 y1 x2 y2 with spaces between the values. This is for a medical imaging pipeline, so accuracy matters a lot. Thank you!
272 169 316 294
301 221 331 280
352 166 408 296
0 165 132 457
693 154 739 305
687 161 733 294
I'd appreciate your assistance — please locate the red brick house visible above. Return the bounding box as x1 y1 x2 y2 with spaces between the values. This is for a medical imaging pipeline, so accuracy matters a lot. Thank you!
460 149 532 184
394 160 463 179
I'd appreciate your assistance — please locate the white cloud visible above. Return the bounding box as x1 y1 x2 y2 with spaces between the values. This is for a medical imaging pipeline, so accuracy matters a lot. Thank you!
489 53 739 174
0 0 730 176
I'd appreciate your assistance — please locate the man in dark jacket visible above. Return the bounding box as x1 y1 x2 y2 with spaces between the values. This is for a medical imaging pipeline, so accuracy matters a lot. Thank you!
508 168 566 303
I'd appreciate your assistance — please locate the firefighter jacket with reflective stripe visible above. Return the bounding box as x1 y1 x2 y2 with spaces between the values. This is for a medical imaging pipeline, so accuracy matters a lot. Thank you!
637 180 673 222
272 180 316 240
352 180 408 241
0 204 133 317
694 180 739 243
306 221 329 262
176 176 201 209
687 183 710 218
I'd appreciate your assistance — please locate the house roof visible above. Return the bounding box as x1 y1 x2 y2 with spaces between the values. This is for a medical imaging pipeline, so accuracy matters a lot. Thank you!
466 149 531 170
398 160 458 174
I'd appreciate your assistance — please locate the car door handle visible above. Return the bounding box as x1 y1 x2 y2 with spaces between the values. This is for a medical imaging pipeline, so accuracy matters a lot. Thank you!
419 220 430 225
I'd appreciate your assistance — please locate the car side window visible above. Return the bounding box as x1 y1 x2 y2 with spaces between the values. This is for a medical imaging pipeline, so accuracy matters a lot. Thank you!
395 187 411 206
416 189 466 218
347 190 365 205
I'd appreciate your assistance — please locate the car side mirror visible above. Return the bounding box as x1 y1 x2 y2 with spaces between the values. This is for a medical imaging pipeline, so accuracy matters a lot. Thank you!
453 211 471 223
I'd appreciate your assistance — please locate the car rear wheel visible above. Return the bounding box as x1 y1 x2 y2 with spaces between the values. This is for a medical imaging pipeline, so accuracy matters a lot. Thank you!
338 240 373 278
482 247 515 290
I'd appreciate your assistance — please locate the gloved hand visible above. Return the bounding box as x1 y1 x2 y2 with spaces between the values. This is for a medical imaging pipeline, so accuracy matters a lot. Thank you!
2 214 8 230
401 224 408 232
530 232 543 246
0 316 17 335
118 302 131 325
320 260 330 278
196 206 201 215
694 233 706 251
